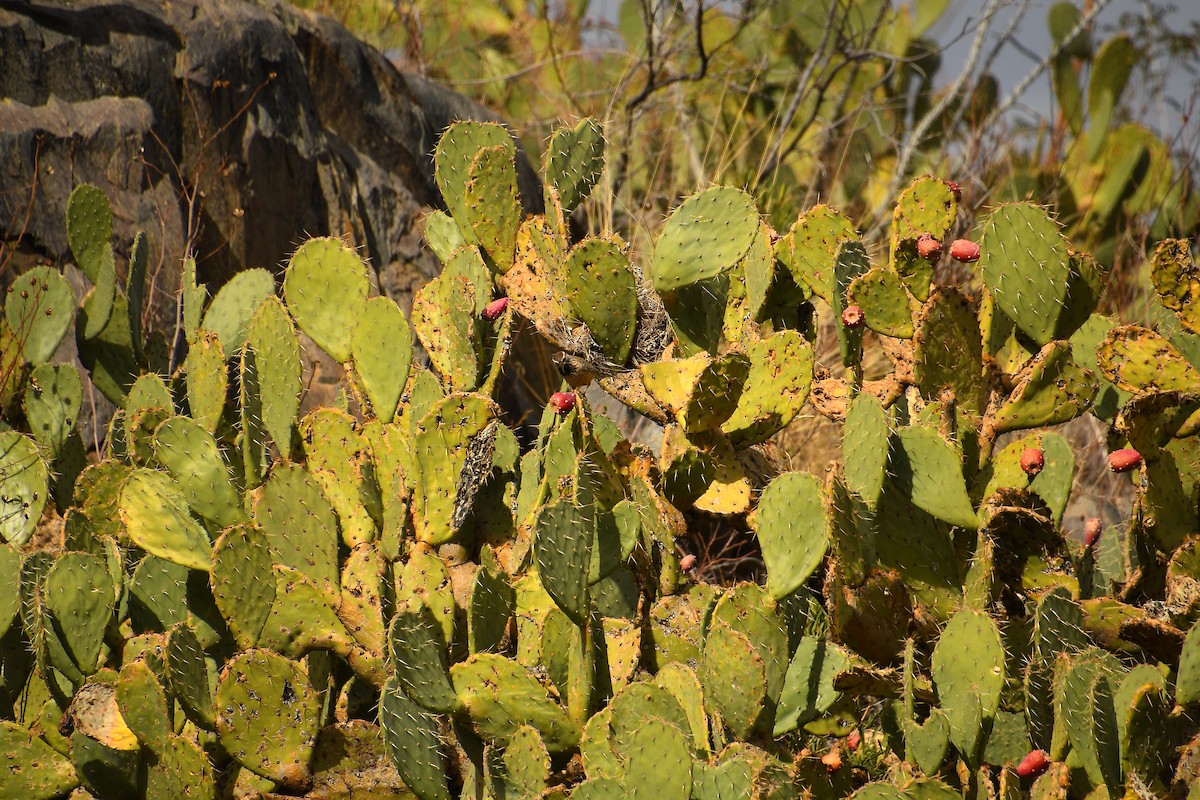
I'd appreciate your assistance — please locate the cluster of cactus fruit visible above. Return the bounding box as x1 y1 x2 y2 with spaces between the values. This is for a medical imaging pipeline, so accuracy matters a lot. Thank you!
3 114 1200 800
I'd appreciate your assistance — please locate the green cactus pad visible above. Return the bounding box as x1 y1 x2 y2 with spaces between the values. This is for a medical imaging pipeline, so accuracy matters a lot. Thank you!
119 468 211 571
43 552 115 676
336 543 385 657
80 243 116 339
0 432 48 547
115 659 172 754
846 266 915 338
77 291 139 404
253 463 339 594
5 266 74 363
411 267 483 392
145 734 216 800
423 209 467 264
931 609 1005 760
126 369 174 417
389 599 460 714
754 472 828 599
1178 624 1200 705
125 231 148 360
1150 238 1200 333
497 726 549 798
721 330 814 446
66 183 112 282
651 187 759 293
464 144 521 272
545 117 605 213
0 545 19 642
299 408 383 547
283 237 371 363
200 268 276 353
180 257 207 346
379 677 451 800
978 203 1074 345
1097 324 1200 393
534 496 593 625
913 287 988 412
620 718 693 800
217 648 319 791
774 635 851 735
701 620 767 739
843 393 888 508
435 120 514 241
182 332 226 434
889 176 958 301
781 204 858 301
469 559 515 655
23 363 82 455
992 341 1098 433
1057 654 1121 792
412 393 498 544
451 653 580 753
562 236 638 365
162 624 215 732
396 548 457 649
245 295 302 455
351 295 412 424
152 416 244 528
0 720 79 799
892 425 978 529
257 565 361 664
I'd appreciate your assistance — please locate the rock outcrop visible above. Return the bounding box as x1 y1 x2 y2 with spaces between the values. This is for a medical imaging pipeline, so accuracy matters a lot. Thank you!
0 0 553 434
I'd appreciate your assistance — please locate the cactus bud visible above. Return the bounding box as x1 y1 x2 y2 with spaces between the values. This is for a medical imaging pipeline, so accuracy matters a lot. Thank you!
916 234 942 260
949 239 980 263
549 391 576 415
680 554 697 572
821 749 842 773
841 305 865 329
944 180 962 202
483 297 509 321
846 730 861 752
1084 517 1102 548
1020 448 1044 477
1109 448 1142 473
1015 749 1049 779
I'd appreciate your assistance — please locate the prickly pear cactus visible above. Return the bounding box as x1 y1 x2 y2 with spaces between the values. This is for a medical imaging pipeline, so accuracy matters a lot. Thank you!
6 122 1200 800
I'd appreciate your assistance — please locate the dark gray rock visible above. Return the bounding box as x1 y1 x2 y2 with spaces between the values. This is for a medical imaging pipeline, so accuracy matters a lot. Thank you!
0 0 542 301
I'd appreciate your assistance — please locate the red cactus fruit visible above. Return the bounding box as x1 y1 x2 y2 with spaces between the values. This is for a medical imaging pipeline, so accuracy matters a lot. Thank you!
1015 749 1049 779
945 180 962 202
1020 448 1045 477
1109 448 1143 473
679 554 697 572
917 234 942 260
846 730 862 752
549 391 576 415
949 239 981 263
483 297 509 321
841 305 865 329
821 750 843 773
1084 517 1102 548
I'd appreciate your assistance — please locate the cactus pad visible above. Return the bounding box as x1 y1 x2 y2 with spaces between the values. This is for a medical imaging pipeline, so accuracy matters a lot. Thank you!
283 237 371 363
651 187 759 293
0 431 48 547
217 649 319 790
351 295 412 424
